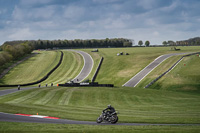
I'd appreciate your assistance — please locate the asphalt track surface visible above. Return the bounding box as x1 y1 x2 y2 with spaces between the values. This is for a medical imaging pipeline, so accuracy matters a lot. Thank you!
1 112 199 126
0 51 199 126
123 52 191 87
69 50 94 83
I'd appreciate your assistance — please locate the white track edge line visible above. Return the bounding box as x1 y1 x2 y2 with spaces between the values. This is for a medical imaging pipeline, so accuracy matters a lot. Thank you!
122 55 164 87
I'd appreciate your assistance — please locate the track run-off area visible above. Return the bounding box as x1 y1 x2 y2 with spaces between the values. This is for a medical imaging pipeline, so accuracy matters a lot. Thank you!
0 50 200 126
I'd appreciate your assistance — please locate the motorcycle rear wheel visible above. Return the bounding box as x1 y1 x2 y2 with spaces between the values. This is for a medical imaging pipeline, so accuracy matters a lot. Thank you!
96 117 103 123
110 115 118 124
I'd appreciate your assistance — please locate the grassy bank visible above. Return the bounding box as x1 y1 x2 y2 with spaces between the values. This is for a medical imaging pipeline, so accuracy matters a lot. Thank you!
1 122 200 133
81 46 200 86
0 50 84 86
0 86 199 124
0 51 60 85
151 54 200 92
40 50 84 85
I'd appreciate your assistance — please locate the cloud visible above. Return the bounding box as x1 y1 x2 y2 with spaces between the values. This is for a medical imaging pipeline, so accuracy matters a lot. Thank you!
0 0 200 45
8 28 33 40
137 0 157 10
12 5 57 21
19 0 54 7
63 5 85 20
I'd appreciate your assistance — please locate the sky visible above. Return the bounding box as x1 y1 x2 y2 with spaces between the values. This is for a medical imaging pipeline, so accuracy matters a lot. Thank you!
0 0 200 45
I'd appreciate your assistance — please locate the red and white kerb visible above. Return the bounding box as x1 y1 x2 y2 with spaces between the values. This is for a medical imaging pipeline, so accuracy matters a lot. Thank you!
15 114 60 119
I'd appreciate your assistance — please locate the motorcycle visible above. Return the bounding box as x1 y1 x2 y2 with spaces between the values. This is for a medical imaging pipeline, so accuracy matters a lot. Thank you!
96 110 119 124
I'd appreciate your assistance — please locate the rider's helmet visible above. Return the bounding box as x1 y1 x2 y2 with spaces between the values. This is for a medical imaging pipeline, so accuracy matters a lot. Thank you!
107 104 111 108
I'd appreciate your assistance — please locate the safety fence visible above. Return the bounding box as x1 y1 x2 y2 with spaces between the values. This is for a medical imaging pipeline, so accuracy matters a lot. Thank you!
91 57 104 82
58 82 114 87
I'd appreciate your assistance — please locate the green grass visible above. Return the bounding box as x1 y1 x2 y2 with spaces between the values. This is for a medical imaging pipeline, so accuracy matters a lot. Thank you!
81 46 200 86
150 54 200 92
40 50 84 85
1 46 200 132
79 49 102 81
0 86 199 124
137 55 184 88
0 50 84 86
0 122 200 133
0 51 60 85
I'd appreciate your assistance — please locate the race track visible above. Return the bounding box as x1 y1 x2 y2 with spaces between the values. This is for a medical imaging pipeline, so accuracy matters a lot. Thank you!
0 112 199 126
69 50 94 83
123 52 190 87
0 51 199 126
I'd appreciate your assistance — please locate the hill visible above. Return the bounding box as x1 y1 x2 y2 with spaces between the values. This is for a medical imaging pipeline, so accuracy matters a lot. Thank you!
0 46 200 132
82 46 200 87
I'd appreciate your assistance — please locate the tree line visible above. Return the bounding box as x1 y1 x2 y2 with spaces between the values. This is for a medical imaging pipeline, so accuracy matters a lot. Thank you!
162 37 200 46
0 42 33 67
3 38 133 50
0 38 132 69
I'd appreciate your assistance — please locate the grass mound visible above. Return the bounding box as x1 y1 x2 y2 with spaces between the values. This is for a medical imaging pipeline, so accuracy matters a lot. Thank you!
0 86 199 124
0 50 84 86
0 51 60 85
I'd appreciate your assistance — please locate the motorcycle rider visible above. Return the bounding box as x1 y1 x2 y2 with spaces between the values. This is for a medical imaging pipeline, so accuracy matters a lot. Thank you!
103 105 115 120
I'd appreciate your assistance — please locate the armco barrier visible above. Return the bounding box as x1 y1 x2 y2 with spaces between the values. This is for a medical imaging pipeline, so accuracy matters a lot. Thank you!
58 82 114 87
145 52 200 88
91 57 104 82
0 51 64 87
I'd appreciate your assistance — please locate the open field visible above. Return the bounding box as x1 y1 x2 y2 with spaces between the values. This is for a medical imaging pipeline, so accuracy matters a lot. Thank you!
81 46 200 86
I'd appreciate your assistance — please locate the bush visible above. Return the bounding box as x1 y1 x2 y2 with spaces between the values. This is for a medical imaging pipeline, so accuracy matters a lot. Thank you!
0 51 13 66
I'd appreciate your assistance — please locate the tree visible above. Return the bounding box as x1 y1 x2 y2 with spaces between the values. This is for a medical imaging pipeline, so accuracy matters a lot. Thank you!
167 40 175 46
123 41 132 47
162 41 168 46
0 51 13 66
145 41 150 47
138 40 143 46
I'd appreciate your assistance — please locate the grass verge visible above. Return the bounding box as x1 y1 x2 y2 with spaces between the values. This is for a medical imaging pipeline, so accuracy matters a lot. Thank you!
0 122 200 133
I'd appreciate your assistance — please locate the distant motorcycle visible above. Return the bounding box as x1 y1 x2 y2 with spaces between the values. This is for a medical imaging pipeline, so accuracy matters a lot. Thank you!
96 110 119 124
